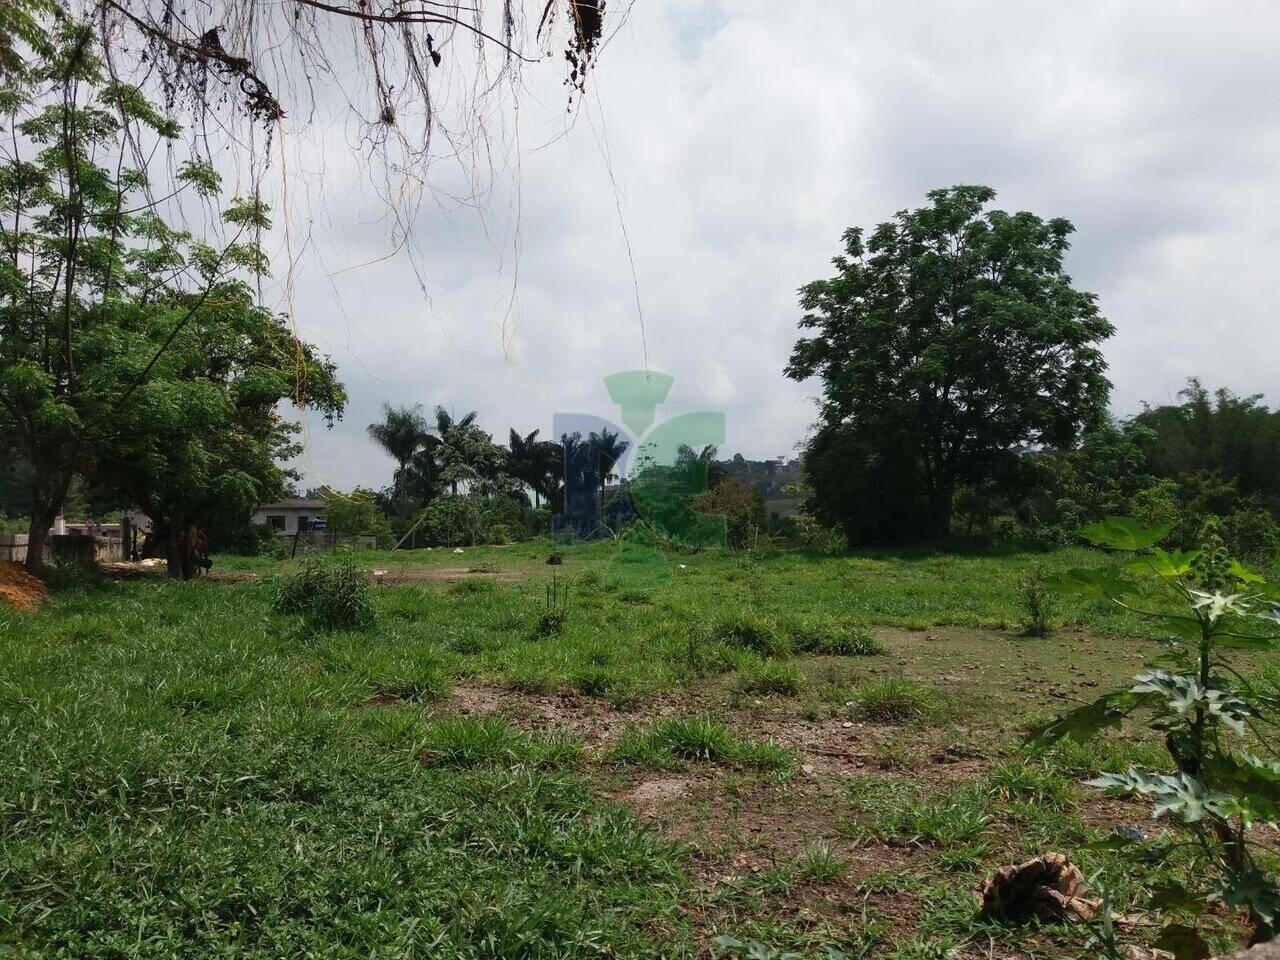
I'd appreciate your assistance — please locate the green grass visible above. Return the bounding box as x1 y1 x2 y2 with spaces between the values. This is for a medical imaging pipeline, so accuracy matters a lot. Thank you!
0 538 1265 957
849 676 939 722
608 717 793 772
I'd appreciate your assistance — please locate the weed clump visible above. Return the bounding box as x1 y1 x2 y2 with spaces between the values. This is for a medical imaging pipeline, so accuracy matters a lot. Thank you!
734 657 803 696
273 551 374 629
788 620 883 656
709 614 789 657
418 716 581 769
850 677 936 723
1015 567 1056 636
794 842 848 882
609 716 792 771
532 574 569 637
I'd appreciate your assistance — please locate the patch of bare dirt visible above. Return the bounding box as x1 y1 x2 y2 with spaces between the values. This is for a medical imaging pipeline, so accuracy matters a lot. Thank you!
0 560 47 611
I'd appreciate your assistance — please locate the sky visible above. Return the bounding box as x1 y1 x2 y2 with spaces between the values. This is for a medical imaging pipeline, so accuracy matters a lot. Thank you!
253 0 1280 493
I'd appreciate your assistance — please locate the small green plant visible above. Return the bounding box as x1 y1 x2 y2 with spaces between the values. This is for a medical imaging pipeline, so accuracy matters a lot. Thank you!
273 550 374 629
795 842 848 883
1014 567 1056 636
1034 516 1280 949
533 573 569 637
850 677 935 723
899 789 991 847
417 716 581 769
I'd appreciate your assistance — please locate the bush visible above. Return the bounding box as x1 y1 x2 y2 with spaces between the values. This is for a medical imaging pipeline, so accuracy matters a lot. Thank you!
1221 505 1280 566
416 493 529 547
689 476 766 548
208 517 282 556
273 550 374 629
777 514 845 555
325 488 395 548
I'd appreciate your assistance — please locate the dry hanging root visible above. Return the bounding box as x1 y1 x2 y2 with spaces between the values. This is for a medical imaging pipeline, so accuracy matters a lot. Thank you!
977 853 1100 922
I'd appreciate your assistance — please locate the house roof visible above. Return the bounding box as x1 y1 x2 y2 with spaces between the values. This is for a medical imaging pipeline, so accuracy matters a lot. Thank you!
256 498 328 511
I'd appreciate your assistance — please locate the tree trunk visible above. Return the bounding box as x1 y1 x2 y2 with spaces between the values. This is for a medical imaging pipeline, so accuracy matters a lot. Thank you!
24 502 56 573
166 519 198 580
927 483 953 539
23 460 74 574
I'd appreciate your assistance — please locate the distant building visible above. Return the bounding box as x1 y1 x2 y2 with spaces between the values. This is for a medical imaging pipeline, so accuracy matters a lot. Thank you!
250 498 327 536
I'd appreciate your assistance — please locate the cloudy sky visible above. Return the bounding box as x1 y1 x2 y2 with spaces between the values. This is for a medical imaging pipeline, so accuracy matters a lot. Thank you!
259 0 1280 492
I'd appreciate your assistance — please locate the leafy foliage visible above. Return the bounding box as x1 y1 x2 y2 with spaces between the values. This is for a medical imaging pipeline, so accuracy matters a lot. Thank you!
0 23 343 575
787 185 1114 540
1034 518 1280 945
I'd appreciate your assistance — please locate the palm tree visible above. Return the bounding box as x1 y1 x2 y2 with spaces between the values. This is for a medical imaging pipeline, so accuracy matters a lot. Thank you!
510 428 560 508
435 407 503 495
589 428 629 498
535 438 563 509
367 403 431 493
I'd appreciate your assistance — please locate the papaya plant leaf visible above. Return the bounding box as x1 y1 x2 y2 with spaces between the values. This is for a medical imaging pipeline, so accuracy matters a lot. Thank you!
1126 548 1199 578
1045 568 1139 599
1152 615 1205 643
1079 516 1173 551
1026 692 1139 750
1230 560 1267 585
1216 871 1280 925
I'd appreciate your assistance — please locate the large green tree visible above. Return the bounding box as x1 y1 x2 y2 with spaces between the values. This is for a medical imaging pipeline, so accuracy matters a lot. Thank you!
106 272 345 578
786 185 1115 540
0 23 344 574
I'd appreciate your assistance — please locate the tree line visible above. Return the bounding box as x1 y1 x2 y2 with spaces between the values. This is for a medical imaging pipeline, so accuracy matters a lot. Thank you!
788 186 1280 562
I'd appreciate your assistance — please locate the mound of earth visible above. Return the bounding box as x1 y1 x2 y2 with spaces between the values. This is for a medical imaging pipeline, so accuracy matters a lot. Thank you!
0 561 48 611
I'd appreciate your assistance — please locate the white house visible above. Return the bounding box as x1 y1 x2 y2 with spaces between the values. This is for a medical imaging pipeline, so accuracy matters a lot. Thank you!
250 498 327 536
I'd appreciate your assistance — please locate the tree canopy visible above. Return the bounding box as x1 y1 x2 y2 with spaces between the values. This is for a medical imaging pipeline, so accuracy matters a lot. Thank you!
786 185 1115 540
0 23 344 574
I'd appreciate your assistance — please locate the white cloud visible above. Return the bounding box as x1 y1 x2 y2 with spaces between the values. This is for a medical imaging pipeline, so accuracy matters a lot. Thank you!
258 0 1280 490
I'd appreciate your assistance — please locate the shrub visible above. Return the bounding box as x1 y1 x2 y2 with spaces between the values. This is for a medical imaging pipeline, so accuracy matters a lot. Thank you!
1221 505 1280 566
417 494 485 547
208 517 282 556
273 550 374 629
689 476 767 548
324 488 395 548
777 513 845 555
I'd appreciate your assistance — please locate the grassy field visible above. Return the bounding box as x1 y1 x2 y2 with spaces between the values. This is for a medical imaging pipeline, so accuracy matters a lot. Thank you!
1 540 1273 957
